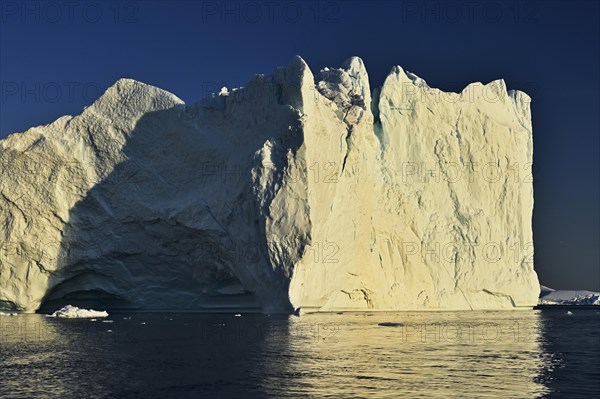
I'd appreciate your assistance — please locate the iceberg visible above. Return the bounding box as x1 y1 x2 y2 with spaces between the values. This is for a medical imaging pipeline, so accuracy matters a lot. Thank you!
0 56 539 313
47 305 109 318
539 286 600 306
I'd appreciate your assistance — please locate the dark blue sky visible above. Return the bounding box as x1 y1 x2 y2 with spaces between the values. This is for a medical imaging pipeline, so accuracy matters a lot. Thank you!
1 0 598 290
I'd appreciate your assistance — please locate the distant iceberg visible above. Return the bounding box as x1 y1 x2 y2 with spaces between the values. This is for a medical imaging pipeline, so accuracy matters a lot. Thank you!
538 286 600 306
47 305 109 318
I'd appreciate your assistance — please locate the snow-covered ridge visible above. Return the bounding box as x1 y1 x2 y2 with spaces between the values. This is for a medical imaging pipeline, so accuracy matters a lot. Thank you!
0 56 539 313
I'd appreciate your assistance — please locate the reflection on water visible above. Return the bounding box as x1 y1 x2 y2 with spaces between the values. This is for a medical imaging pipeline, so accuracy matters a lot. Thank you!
262 311 550 398
1 310 598 398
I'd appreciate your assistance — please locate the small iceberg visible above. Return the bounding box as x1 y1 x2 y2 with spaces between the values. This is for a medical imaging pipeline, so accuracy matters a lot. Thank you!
47 305 109 318
0 312 19 316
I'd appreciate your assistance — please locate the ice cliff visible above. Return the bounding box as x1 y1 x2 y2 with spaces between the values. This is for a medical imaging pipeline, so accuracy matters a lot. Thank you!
0 56 539 313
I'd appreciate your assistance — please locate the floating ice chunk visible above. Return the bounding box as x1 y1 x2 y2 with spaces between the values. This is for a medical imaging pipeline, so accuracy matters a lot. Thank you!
47 305 108 318
0 312 18 316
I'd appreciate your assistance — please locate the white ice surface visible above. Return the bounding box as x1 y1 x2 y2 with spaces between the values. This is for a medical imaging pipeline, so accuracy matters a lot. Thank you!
539 286 599 305
47 305 109 318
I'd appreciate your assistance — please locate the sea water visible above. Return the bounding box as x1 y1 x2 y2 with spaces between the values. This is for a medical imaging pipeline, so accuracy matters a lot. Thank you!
1 309 598 398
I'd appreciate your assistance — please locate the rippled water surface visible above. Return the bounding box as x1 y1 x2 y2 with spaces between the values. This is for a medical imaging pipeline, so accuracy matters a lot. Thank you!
1 309 598 398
